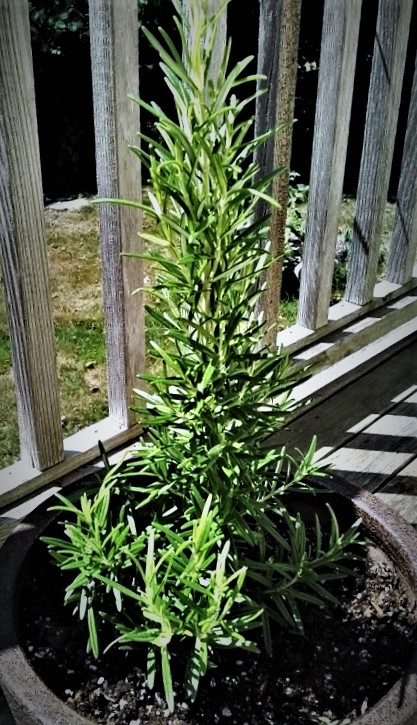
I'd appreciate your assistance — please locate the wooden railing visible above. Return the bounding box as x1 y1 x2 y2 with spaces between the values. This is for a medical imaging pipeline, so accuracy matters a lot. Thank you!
0 0 416 508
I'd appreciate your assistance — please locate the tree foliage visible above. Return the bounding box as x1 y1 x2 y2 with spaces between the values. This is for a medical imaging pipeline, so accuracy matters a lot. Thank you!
29 0 166 55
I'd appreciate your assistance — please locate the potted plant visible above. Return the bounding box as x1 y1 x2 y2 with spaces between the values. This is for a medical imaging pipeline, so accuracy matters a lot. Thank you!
1 1 417 723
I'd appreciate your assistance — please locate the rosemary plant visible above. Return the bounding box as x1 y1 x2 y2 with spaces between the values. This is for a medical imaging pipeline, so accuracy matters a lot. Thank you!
44 0 365 711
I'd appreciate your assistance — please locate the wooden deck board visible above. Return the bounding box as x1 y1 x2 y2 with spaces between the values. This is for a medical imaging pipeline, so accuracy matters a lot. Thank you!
321 393 417 490
270 339 417 456
269 336 417 521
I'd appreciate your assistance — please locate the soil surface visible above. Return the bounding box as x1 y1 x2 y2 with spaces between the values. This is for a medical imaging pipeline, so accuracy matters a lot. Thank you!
19 534 417 725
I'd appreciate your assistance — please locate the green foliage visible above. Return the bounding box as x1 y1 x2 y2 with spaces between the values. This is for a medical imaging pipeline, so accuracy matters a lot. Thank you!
0 332 11 376
283 172 309 285
29 0 166 55
332 225 387 301
29 0 89 54
44 492 260 704
280 298 299 326
332 225 354 299
286 171 309 245
282 183 387 303
44 0 366 713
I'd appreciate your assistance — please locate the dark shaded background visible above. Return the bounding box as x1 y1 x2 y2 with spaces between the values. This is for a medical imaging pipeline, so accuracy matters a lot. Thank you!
31 0 417 202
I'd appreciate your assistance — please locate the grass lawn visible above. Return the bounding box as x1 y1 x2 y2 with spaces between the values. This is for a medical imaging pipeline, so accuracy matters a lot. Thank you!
0 203 107 467
0 196 397 468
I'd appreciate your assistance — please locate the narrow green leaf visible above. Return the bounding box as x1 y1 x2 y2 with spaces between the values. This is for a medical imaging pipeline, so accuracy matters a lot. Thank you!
87 608 99 658
161 647 175 712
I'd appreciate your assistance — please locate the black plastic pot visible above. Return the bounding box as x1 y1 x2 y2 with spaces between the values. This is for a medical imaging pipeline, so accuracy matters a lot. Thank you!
0 476 417 725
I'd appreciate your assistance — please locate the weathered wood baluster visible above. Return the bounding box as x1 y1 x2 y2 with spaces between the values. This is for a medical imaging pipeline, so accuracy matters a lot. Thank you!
345 0 413 305
298 0 362 330
88 0 144 428
0 0 64 470
386 50 417 286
